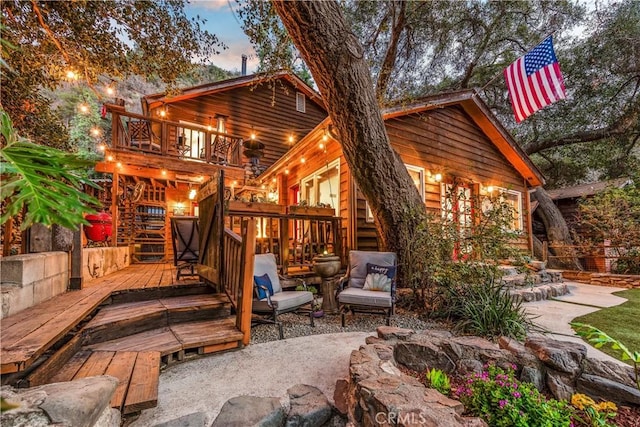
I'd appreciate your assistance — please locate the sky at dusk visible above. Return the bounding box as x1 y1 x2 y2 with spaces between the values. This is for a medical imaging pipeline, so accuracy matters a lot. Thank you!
187 0 259 73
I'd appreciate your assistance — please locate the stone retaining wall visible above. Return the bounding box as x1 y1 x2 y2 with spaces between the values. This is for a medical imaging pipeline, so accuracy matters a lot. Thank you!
1 252 69 319
562 271 640 288
343 327 639 426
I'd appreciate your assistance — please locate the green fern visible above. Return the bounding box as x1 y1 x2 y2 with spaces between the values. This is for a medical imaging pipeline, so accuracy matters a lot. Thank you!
0 110 99 230
571 322 640 390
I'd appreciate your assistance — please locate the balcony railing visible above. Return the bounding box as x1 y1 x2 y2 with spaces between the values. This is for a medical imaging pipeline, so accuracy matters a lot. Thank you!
106 104 244 166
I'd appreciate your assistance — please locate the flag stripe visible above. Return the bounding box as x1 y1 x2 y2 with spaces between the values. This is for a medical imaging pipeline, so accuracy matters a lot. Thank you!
504 36 567 123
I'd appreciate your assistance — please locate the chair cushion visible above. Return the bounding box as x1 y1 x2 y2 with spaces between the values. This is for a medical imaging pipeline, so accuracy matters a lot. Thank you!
338 287 392 308
253 253 282 293
254 274 274 299
253 290 313 313
363 263 396 292
348 251 397 289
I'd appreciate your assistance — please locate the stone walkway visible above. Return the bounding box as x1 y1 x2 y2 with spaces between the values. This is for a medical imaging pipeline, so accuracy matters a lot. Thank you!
522 281 627 363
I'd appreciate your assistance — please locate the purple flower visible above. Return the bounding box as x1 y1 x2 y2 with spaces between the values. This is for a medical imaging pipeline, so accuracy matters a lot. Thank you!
512 391 522 398
511 363 518 370
499 399 509 409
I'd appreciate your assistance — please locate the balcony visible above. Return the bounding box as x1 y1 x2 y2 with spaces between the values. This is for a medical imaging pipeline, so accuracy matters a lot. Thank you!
106 104 244 167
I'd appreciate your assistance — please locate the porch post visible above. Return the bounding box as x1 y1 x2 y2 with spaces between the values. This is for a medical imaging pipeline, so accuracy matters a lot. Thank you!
238 219 256 346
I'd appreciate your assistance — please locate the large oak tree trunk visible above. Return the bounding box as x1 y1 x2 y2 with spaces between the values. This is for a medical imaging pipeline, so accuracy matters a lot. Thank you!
532 187 583 270
272 1 428 262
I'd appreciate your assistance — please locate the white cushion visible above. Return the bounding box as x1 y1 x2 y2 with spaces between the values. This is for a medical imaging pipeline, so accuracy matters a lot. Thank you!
337 287 392 308
253 253 282 293
253 290 313 312
348 251 396 289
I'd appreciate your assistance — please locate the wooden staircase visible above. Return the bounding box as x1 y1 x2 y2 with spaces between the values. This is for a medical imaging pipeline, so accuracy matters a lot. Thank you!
1 265 244 419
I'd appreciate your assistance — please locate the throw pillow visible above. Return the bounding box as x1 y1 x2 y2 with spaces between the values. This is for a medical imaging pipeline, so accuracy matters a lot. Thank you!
363 263 396 292
254 273 274 299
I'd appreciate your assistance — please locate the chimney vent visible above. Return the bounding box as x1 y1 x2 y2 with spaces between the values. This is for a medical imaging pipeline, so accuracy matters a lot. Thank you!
241 55 247 76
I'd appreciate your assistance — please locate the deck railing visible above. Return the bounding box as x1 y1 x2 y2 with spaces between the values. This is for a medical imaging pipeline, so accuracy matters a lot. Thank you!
106 104 244 166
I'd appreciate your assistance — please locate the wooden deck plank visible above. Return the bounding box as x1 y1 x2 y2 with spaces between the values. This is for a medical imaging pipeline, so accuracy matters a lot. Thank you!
85 327 182 355
158 293 229 310
123 351 160 415
47 350 93 383
1 286 115 373
73 350 115 379
103 351 138 411
170 317 243 349
84 300 167 328
26 334 85 387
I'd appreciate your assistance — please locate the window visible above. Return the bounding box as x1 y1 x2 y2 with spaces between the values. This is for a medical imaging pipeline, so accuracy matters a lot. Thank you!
300 159 340 215
366 164 424 222
296 92 306 113
482 187 523 231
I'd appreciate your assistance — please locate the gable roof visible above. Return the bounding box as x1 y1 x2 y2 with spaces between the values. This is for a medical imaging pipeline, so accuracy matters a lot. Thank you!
142 71 325 113
263 89 545 187
546 177 631 200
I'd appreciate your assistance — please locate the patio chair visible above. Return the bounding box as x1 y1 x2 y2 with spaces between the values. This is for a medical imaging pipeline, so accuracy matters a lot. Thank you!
252 253 314 339
170 216 199 281
336 250 397 327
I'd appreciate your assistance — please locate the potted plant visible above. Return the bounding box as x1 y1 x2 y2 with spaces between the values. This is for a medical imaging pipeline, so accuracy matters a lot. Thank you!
296 284 324 317
288 201 335 217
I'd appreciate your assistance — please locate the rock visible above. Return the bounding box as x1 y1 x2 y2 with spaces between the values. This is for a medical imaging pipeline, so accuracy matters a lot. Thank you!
394 341 456 373
376 326 414 340
525 336 586 375
582 358 637 389
577 374 640 407
364 336 385 345
155 412 207 427
211 396 285 427
1 376 119 427
528 260 546 271
333 379 349 416
286 384 332 427
456 359 483 375
546 369 575 401
520 365 545 391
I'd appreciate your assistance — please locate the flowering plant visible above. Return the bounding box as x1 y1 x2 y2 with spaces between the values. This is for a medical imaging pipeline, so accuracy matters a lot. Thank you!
571 394 617 427
455 363 573 427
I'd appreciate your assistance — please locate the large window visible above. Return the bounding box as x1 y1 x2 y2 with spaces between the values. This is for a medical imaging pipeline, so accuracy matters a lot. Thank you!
482 187 523 231
366 164 424 222
300 159 340 215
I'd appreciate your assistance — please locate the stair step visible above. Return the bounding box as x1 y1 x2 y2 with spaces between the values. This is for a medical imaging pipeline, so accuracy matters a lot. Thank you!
45 350 160 415
84 317 243 360
83 294 231 344
509 283 570 302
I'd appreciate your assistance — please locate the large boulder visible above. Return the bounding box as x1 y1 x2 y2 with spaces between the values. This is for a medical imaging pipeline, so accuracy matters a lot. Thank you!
525 336 587 375
577 374 640 407
211 396 285 427
286 384 332 427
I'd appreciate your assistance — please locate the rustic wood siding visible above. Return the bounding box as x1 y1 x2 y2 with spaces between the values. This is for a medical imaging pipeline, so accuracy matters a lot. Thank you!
151 80 327 168
354 106 531 251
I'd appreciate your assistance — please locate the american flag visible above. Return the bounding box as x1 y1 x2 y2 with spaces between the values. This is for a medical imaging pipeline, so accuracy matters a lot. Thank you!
504 36 567 123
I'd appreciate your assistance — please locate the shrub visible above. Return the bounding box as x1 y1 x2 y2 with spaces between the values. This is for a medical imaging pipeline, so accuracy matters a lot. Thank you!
438 264 535 340
456 364 574 427
426 368 451 395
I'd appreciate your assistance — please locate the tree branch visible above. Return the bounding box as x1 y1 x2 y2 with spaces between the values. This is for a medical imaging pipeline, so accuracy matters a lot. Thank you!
524 101 640 155
30 1 71 64
375 0 406 102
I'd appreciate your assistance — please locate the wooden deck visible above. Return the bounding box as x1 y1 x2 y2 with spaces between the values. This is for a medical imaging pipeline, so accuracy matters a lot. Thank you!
0 262 243 417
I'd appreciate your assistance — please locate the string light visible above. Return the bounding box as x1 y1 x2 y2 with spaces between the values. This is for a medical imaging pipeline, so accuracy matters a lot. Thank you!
434 173 443 182
487 186 494 193
78 103 89 114
301 157 306 163
107 155 114 161
207 116 213 132
66 70 78 80
284 167 289 175
116 162 122 168
97 144 106 151
90 127 102 137
319 143 324 150
105 86 115 96
288 134 294 144
161 169 167 176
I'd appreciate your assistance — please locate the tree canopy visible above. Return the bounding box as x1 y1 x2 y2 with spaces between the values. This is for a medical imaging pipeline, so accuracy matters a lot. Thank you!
1 0 223 146
241 0 639 188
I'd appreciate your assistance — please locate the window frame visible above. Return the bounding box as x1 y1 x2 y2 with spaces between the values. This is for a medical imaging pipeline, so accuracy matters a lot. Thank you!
296 92 306 113
299 158 340 215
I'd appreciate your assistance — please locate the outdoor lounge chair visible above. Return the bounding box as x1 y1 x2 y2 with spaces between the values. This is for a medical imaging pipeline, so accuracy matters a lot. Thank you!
170 216 200 281
336 250 397 327
252 253 314 339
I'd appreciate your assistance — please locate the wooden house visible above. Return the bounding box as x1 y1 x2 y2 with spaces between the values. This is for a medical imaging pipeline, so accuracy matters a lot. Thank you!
259 90 546 254
95 71 327 262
